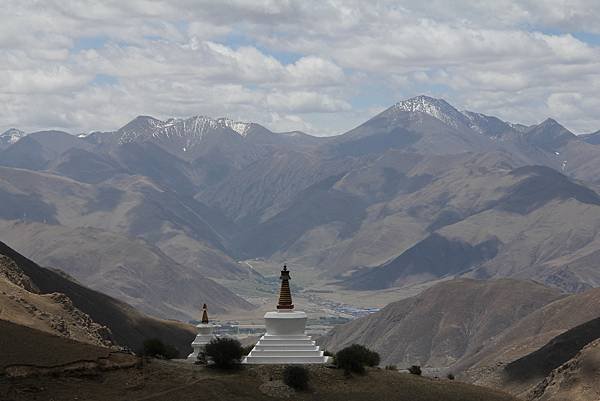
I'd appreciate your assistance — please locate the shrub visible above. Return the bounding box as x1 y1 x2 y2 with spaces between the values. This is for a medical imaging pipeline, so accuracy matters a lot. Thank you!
323 350 334 357
408 365 422 375
283 365 310 390
335 344 381 375
446 373 455 380
385 365 397 371
242 344 255 356
141 338 178 359
204 337 244 369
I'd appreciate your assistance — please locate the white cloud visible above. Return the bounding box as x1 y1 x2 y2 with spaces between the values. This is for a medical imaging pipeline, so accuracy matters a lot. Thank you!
2 0 600 134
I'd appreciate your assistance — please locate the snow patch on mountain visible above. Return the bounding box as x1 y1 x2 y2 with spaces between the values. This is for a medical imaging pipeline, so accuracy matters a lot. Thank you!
0 128 27 146
392 95 469 129
118 115 252 145
462 111 489 134
390 96 518 139
219 118 251 136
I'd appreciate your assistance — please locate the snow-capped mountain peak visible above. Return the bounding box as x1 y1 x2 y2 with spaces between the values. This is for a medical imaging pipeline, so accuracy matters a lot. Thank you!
389 96 517 138
391 95 470 129
0 128 27 146
118 115 253 145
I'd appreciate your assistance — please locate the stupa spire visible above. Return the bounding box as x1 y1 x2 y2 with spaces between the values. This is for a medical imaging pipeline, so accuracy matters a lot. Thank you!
277 264 294 310
201 303 209 324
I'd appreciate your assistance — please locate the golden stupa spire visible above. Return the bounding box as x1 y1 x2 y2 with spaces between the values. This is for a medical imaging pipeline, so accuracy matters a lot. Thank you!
277 264 294 310
201 303 209 324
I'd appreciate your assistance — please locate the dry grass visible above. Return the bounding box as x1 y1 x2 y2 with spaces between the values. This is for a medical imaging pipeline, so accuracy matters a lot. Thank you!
1 356 517 401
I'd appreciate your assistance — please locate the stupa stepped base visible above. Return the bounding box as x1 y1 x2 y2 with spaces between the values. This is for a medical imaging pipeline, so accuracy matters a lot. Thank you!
243 334 330 364
244 355 330 364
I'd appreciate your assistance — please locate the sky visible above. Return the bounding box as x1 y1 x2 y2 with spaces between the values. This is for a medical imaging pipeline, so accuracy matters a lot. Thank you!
2 0 600 136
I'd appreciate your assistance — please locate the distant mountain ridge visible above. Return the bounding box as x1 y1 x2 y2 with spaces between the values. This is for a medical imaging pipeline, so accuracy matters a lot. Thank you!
118 115 254 144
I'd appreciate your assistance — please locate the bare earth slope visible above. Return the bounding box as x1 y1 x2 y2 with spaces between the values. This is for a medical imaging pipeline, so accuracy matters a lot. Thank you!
318 278 564 367
456 288 600 397
0 319 128 373
0 165 254 319
529 338 600 401
0 254 111 346
0 221 253 320
505 316 600 384
0 241 196 356
0 297 517 401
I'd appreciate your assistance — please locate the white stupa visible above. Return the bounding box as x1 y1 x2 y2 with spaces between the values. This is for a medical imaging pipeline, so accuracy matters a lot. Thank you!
187 303 219 362
243 265 330 364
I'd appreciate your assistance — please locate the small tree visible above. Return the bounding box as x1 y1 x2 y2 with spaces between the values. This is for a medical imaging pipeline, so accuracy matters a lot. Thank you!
141 338 178 359
204 337 244 369
335 344 380 375
408 365 422 375
283 365 310 391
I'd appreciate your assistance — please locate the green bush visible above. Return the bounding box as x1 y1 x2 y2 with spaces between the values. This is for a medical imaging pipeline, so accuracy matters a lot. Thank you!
283 365 310 390
204 337 244 369
408 365 422 375
446 373 455 380
335 344 380 375
141 338 178 359
242 344 255 356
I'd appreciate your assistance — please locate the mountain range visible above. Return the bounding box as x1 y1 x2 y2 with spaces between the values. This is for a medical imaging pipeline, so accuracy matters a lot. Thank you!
3 95 600 321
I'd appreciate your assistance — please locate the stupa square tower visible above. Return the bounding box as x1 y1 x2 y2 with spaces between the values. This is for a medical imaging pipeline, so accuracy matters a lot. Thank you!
243 265 330 364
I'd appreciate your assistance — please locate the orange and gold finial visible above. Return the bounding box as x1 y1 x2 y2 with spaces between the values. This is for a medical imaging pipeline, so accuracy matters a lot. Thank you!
201 303 209 324
277 264 294 310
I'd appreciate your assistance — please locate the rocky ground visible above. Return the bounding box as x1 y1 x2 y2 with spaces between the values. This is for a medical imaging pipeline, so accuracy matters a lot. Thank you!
1 359 518 401
0 320 516 401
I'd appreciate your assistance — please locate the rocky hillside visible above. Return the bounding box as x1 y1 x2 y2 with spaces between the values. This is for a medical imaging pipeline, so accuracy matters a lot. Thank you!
463 315 600 400
458 287 600 374
528 338 600 401
0 241 196 356
0 254 111 346
505 317 600 384
318 278 564 367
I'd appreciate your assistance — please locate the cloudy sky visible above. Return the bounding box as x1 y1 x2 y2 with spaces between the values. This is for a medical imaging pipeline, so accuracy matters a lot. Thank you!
2 0 600 135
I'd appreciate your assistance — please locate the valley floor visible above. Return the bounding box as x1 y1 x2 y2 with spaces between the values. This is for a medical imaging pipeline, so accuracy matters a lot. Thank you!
213 259 442 324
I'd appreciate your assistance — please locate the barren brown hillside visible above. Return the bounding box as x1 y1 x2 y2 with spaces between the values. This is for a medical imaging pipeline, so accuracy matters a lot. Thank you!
319 278 564 367
0 241 196 356
0 321 517 401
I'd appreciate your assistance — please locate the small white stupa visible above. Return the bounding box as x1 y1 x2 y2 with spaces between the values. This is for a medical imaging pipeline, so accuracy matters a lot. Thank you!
243 265 330 364
187 303 219 362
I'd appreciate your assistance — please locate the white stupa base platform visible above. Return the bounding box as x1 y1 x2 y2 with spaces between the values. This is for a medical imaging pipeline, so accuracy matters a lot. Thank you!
243 311 329 364
187 323 219 362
